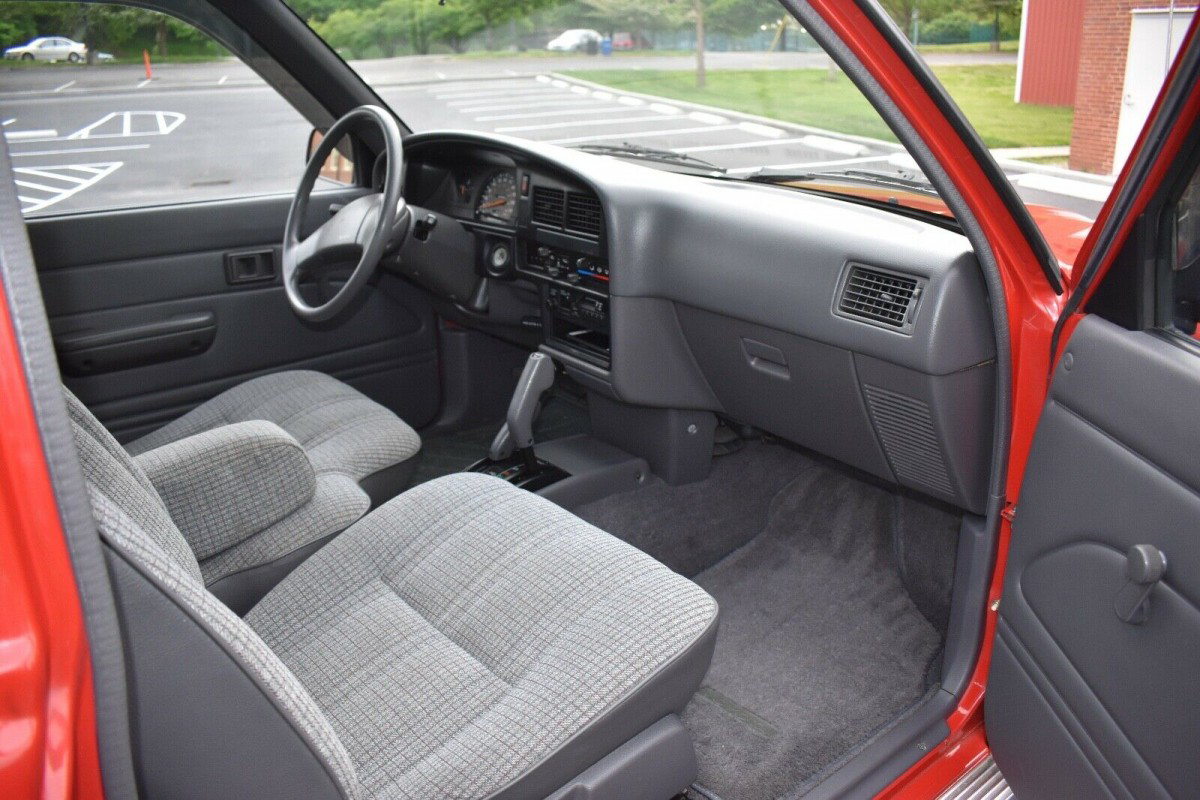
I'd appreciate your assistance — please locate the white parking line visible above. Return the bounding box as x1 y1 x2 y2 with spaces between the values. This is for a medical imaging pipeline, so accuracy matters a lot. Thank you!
551 79 568 88
687 111 727 125
535 75 551 83
675 136 815 153
648 102 681 115
14 162 122 214
444 90 571 105
11 144 150 157
456 99 602 114
137 78 152 89
725 155 892 175
434 85 541 99
617 96 645 106
68 111 185 139
548 124 743 145
737 121 786 138
475 106 633 121
53 80 75 93
495 115 686 133
592 90 613 100
799 134 869 157
218 75 228 85
14 167 89 184
5 129 58 140
2 119 14 126
435 71 446 79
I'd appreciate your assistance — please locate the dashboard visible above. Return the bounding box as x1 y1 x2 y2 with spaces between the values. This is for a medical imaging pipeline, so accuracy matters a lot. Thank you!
387 132 997 515
395 141 614 368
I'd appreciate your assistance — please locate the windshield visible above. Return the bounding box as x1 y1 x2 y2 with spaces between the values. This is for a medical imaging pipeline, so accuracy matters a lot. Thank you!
282 0 1180 267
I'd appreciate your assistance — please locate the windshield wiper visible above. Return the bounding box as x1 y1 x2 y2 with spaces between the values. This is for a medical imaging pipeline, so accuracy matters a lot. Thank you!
743 167 939 196
574 143 725 173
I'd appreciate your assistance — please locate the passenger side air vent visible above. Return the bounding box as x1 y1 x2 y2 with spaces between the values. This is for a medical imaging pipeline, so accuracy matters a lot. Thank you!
863 385 953 497
836 264 924 333
531 186 566 228
566 191 603 237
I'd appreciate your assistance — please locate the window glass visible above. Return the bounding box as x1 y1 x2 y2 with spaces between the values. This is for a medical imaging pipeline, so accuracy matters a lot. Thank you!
284 0 956 227
1170 159 1200 335
907 1 1191 269
281 0 1192 273
0 2 318 216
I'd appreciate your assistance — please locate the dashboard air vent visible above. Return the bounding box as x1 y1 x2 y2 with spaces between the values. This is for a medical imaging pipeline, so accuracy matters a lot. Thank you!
531 186 565 228
566 191 603 237
837 264 923 332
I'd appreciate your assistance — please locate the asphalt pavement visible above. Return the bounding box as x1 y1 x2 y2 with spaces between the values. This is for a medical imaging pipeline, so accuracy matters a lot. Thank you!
0 52 1107 230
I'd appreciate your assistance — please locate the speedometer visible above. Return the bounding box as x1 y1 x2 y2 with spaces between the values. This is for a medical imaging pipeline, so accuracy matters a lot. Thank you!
476 171 518 223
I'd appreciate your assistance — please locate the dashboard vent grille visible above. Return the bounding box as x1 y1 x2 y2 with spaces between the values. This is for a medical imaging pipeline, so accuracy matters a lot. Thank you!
837 265 922 331
566 191 603 237
864 385 953 496
531 186 565 228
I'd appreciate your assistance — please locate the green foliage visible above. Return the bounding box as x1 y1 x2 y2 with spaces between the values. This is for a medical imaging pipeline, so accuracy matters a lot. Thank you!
705 0 773 37
922 9 974 44
0 2 221 58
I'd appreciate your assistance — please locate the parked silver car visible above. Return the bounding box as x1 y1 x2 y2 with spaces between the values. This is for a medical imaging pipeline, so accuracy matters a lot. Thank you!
4 36 88 62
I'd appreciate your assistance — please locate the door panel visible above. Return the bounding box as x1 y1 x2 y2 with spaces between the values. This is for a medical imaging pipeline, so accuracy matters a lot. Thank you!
987 315 1200 800
30 192 440 441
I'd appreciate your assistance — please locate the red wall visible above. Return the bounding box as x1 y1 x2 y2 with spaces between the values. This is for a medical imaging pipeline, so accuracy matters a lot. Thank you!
1018 0 1087 105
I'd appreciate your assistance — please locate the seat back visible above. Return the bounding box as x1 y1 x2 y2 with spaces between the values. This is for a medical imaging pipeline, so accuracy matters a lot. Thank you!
64 389 360 800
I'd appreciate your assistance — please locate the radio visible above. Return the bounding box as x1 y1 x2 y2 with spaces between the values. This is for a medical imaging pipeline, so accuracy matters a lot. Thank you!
546 285 608 327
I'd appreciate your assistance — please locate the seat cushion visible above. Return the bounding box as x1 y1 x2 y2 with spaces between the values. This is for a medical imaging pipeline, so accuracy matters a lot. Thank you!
246 473 719 800
125 370 420 483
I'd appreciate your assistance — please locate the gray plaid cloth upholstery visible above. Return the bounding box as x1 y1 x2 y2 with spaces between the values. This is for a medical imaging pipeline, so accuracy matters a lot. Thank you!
248 473 719 799
65 389 361 798
125 370 421 481
134 420 369 584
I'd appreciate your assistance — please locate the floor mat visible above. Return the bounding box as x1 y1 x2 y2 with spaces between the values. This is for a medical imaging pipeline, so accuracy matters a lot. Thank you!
684 467 945 799
580 446 954 800
408 394 590 487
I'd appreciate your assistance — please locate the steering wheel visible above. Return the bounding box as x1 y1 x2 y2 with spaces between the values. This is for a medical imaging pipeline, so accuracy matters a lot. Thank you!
282 105 407 322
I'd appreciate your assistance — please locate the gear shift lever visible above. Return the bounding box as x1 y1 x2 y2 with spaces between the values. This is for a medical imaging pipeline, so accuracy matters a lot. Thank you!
489 352 555 465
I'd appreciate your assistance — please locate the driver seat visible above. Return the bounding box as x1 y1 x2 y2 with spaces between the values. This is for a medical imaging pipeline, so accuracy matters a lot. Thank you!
124 369 421 506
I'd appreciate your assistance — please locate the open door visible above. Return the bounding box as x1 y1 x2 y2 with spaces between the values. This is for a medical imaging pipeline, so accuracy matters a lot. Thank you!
985 18 1200 800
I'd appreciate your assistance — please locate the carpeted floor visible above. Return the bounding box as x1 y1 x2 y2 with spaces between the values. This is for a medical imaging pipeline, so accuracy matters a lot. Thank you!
408 394 591 487
576 439 818 577
577 441 959 800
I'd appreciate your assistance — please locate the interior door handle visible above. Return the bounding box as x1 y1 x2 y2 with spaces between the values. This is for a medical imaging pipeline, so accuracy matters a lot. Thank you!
55 311 217 376
1114 544 1168 625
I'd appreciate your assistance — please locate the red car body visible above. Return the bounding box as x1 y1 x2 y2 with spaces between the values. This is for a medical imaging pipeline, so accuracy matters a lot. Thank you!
1 2 1196 798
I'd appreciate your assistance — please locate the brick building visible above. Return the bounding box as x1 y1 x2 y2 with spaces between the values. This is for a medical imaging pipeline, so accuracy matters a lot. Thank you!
1017 0 1195 174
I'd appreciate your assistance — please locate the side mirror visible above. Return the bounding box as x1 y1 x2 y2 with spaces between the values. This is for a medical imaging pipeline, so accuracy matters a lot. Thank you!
307 128 355 185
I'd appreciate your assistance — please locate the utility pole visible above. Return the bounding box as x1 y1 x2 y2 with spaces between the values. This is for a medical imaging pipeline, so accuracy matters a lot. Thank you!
694 0 706 88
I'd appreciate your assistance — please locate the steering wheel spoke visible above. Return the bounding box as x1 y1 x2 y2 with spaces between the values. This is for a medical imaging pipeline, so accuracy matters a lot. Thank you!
282 106 404 322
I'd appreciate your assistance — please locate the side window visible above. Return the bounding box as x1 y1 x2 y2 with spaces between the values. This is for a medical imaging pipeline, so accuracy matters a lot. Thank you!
0 2 319 217
1170 160 1200 335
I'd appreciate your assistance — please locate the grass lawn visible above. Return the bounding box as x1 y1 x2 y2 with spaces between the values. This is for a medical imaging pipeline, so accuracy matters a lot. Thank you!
563 65 1072 149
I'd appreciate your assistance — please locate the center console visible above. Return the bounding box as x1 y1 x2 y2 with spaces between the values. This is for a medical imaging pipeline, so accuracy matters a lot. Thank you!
520 241 611 369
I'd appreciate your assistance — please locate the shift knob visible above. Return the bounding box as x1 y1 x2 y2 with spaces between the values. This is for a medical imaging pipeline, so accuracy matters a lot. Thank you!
507 353 555 449
488 353 555 461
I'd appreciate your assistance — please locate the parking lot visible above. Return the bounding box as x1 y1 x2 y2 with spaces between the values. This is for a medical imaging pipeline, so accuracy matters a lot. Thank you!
1 55 1109 225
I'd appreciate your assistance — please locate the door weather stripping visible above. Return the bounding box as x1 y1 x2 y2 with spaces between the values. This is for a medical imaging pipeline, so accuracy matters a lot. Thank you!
936 755 1013 800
